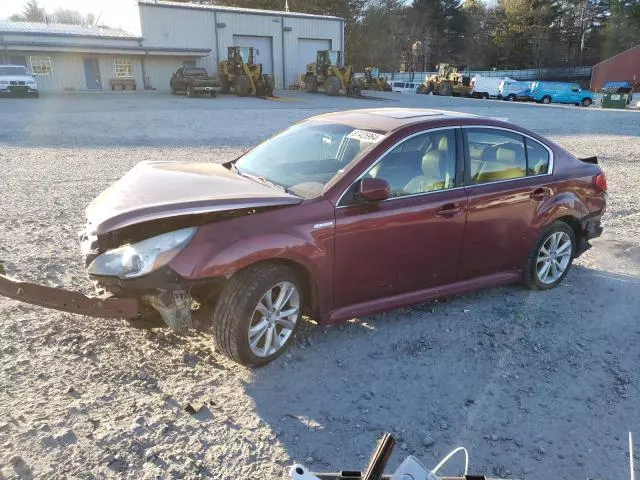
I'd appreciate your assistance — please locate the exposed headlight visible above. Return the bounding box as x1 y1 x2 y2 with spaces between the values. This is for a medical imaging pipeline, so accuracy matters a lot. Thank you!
87 227 196 279
27 81 37 86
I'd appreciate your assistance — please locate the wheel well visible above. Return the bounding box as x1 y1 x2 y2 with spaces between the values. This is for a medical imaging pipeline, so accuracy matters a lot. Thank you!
556 215 581 243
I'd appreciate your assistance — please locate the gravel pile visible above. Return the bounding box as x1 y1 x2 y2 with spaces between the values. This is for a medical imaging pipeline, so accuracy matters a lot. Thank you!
0 93 639 479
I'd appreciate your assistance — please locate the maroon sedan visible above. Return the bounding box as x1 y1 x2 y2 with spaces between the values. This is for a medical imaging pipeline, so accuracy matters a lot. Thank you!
0 108 607 366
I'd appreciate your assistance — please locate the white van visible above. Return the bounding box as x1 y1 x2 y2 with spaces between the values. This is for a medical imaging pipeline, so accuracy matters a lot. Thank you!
471 76 513 99
390 80 419 94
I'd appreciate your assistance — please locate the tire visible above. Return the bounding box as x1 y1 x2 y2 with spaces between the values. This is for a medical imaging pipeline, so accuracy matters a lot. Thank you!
212 264 302 366
542 95 551 104
483 93 489 100
325 76 341 96
440 82 453 96
305 75 318 93
524 221 576 290
220 81 231 94
507 94 516 101
235 75 251 97
581 97 592 107
186 85 195 98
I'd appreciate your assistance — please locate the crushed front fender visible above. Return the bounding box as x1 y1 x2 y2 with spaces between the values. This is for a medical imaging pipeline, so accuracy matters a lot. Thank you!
0 274 139 319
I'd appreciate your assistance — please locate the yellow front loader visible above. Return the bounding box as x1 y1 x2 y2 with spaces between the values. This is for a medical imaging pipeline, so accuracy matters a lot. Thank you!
303 50 361 97
218 46 273 98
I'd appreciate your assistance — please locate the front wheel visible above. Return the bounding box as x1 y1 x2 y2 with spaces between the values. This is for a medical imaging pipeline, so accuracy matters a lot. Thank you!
507 94 516 101
581 97 592 107
541 96 551 104
186 85 195 98
524 221 575 290
212 264 302 366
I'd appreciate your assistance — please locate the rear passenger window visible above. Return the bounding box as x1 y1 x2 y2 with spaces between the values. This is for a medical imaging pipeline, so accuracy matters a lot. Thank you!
466 129 527 184
525 138 550 175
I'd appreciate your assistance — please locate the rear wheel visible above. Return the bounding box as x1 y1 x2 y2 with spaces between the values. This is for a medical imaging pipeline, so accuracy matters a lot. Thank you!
305 75 318 93
507 94 516 101
482 93 489 99
325 76 341 96
542 95 552 104
212 264 302 366
186 85 195 98
235 75 251 97
524 221 575 290
440 82 453 96
581 97 592 107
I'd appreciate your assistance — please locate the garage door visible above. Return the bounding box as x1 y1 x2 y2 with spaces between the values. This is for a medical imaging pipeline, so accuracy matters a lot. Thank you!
296 38 331 77
232 35 273 75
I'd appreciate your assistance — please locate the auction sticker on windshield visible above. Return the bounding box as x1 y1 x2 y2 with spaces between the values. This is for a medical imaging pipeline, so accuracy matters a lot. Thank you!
346 129 385 143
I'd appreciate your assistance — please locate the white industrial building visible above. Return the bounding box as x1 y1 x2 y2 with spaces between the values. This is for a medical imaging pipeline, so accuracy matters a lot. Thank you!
0 1 344 93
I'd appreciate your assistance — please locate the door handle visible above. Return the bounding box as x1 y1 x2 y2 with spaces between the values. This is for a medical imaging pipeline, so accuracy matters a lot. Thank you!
436 203 464 217
530 187 550 201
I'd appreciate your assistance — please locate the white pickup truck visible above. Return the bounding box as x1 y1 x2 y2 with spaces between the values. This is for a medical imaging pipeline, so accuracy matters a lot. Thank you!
0 64 39 98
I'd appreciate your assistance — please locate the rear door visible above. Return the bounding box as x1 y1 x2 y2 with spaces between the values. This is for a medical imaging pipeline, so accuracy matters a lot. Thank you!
333 128 468 308
458 127 554 279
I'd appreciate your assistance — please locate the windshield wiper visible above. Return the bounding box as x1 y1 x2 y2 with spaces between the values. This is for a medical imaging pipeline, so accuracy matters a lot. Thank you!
229 163 287 192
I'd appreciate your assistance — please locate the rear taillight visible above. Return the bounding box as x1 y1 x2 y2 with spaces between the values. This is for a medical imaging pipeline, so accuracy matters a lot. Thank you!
594 173 607 192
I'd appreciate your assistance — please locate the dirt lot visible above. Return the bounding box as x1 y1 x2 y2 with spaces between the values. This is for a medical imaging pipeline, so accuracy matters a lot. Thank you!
0 92 639 480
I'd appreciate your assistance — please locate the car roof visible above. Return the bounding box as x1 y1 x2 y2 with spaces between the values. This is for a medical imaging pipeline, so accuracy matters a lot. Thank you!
312 108 480 133
0 65 26 68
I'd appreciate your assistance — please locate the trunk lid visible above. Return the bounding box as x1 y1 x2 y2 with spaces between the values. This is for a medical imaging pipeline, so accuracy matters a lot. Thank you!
86 161 302 235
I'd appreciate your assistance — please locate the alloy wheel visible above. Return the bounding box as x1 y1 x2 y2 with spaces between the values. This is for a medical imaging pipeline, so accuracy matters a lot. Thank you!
248 281 300 358
536 231 572 284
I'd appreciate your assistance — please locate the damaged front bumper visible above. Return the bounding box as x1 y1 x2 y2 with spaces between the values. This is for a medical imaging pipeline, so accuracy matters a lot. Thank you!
0 274 139 319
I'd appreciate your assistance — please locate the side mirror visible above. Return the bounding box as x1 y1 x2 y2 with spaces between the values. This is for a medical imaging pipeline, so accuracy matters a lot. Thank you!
359 177 390 202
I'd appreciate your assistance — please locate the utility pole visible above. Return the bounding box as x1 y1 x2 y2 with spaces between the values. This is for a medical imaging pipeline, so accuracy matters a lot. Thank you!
285 0 290 12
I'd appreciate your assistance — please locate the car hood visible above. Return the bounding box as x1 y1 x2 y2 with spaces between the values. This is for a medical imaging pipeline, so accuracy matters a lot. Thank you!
86 161 302 235
1 75 35 82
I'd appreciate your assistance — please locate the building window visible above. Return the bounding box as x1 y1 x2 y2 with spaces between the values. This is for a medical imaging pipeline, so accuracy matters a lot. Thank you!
114 58 134 78
29 56 53 75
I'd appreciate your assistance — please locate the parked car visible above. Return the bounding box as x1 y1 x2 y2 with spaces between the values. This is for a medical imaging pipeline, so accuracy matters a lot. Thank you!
530 81 594 106
499 80 533 101
390 80 419 94
0 108 607 366
471 76 513 99
170 67 219 97
0 64 39 97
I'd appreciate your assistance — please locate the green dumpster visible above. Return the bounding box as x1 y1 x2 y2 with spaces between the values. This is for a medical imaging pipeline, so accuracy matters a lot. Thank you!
601 92 630 108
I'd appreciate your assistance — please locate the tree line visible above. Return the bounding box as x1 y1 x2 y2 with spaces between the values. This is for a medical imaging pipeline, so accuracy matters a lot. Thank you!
217 0 639 70
7 0 640 70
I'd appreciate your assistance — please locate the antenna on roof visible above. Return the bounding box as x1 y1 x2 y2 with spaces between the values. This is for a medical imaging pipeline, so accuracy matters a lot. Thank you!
285 0 290 12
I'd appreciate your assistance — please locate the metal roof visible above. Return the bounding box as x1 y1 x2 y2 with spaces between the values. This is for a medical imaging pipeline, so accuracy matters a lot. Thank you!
0 21 140 40
137 0 343 21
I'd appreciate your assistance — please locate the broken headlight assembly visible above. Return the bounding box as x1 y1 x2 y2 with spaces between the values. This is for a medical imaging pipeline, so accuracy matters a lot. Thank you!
87 227 196 279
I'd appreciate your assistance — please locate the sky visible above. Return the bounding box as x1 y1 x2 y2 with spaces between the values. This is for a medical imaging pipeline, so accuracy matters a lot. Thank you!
1 0 142 34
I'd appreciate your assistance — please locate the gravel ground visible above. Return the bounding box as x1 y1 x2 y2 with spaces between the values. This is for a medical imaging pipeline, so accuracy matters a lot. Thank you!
0 92 639 480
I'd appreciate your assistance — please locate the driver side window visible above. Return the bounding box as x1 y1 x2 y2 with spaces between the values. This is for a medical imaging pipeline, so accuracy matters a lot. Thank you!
366 129 457 198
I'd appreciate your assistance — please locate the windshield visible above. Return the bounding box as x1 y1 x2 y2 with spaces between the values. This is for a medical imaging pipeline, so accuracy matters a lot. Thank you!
0 66 28 76
234 120 385 198
183 68 207 75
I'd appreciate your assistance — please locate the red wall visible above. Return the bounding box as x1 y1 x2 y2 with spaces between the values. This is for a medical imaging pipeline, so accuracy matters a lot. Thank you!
590 45 640 91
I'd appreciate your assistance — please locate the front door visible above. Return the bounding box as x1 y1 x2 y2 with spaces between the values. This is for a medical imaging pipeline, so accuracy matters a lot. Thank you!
458 127 553 279
333 128 467 309
83 59 102 90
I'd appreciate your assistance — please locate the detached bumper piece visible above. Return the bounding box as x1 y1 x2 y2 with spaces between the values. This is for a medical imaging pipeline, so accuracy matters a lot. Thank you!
0 274 138 319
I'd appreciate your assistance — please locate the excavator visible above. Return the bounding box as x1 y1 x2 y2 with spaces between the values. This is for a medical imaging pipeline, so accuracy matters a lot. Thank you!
304 50 362 97
218 46 273 98
419 63 472 96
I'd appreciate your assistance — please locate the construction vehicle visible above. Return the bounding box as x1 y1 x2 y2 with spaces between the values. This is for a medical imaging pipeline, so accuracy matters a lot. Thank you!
218 46 273 98
304 50 361 97
362 67 392 91
419 63 472 96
